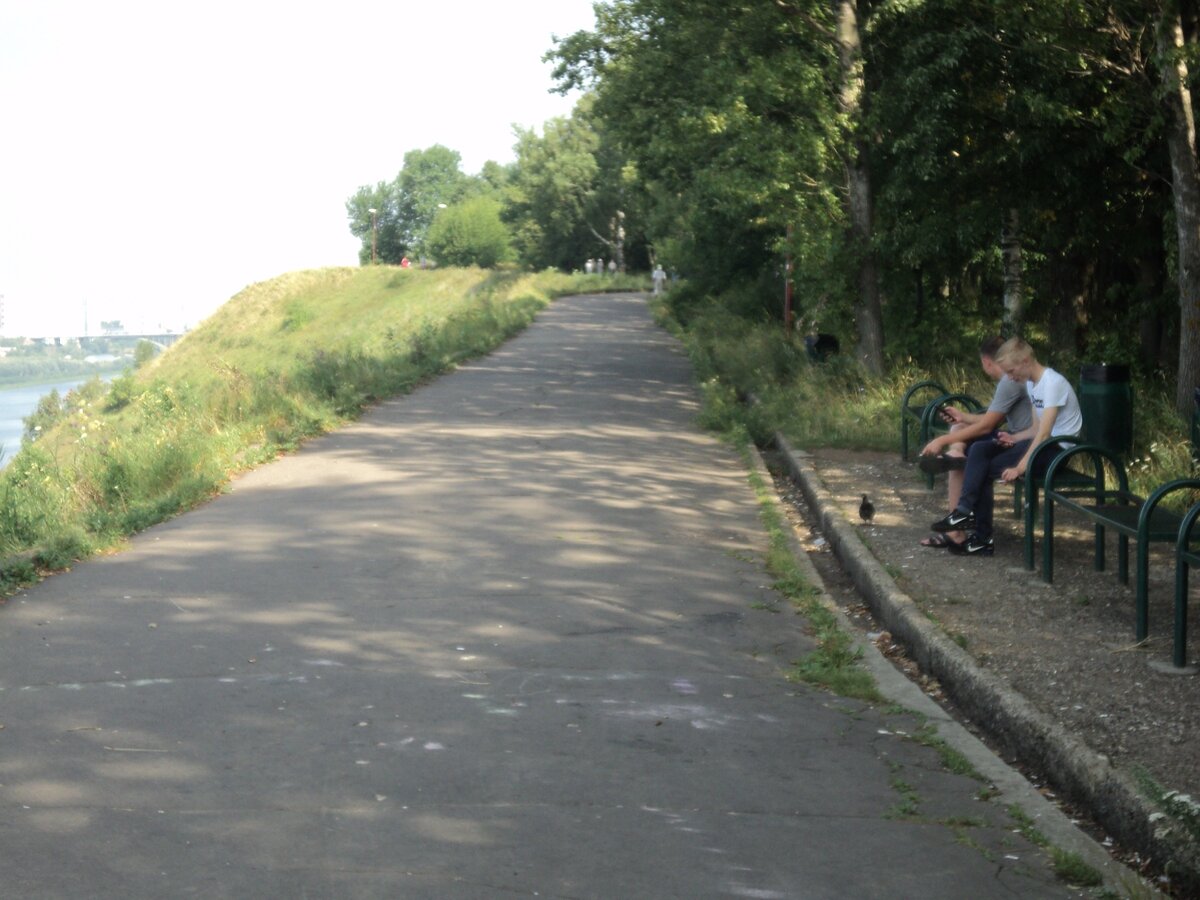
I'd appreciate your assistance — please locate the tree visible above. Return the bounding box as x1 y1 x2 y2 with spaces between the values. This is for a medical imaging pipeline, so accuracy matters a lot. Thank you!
833 0 885 373
551 0 844 299
1155 0 1200 416
346 180 405 265
395 145 475 253
346 145 478 265
425 197 513 268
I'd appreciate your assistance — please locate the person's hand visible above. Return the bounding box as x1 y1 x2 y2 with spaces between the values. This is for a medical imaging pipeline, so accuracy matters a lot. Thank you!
920 437 944 457
995 431 1014 448
940 406 962 424
1001 464 1024 483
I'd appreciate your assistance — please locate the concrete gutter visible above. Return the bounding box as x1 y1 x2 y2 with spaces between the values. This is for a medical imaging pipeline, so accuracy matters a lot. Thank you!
770 434 1196 896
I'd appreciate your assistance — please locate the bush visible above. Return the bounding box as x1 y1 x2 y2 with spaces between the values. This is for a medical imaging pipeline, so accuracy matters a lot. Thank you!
425 198 513 268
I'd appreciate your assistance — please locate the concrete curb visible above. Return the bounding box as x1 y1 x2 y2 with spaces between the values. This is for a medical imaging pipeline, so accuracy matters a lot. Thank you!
770 434 1197 896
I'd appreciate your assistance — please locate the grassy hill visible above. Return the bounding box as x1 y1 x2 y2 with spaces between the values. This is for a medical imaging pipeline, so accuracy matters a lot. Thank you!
0 266 641 582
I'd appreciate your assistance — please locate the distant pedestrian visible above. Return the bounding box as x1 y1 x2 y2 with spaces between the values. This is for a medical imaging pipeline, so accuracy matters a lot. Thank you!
607 259 617 276
652 264 667 295
585 259 595 275
400 257 411 269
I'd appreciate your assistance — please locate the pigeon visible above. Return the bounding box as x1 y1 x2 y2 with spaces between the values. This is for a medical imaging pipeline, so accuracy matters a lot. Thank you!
859 494 875 523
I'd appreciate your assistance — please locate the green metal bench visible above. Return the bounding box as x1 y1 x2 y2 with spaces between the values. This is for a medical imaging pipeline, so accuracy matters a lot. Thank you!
899 380 983 487
1173 501 1200 669
1042 444 1200 642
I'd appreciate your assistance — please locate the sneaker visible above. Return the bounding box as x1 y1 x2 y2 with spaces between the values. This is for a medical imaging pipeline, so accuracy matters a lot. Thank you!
918 454 968 475
930 509 975 532
947 533 994 556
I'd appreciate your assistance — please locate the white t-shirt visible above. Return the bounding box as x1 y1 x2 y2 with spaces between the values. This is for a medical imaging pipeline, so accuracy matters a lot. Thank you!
1027 367 1083 438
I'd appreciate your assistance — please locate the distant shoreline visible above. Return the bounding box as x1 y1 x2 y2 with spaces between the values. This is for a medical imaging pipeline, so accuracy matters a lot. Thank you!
0 366 125 392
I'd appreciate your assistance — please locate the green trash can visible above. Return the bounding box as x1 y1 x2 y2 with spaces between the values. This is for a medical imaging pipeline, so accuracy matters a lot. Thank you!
1079 363 1133 457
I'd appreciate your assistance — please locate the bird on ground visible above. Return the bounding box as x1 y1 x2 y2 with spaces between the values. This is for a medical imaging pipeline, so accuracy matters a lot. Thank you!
859 494 875 523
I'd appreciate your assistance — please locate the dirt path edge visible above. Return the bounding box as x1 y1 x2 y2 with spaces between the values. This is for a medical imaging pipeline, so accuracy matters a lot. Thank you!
775 433 1199 894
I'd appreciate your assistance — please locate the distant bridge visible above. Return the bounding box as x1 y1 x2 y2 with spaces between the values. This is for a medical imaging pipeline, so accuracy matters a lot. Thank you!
34 333 187 348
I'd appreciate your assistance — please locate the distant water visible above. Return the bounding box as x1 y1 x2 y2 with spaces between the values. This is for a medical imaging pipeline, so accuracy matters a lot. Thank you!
0 378 102 468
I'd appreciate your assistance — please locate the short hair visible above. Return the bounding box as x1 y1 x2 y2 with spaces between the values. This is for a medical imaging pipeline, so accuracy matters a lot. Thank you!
978 336 1005 359
995 337 1035 366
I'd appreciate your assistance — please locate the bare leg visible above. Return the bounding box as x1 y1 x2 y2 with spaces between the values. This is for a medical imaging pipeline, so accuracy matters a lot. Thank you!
943 425 968 543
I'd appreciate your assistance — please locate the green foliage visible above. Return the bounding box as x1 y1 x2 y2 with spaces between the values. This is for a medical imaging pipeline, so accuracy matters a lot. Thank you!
0 447 72 550
23 388 65 443
426 198 513 268
504 98 648 271
35 530 93 571
105 371 138 411
133 340 157 368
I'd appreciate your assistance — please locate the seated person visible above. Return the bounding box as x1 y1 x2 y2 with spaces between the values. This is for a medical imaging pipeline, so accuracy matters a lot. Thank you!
919 336 1033 549
929 337 1082 556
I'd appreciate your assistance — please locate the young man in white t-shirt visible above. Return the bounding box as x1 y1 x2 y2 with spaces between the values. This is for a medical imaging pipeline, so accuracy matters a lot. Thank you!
929 337 1082 556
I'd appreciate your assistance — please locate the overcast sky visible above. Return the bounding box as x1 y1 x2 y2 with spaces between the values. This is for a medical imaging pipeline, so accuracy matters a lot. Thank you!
0 1 596 336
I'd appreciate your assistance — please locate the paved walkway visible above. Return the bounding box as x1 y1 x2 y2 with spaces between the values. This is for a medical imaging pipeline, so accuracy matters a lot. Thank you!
0 294 1080 898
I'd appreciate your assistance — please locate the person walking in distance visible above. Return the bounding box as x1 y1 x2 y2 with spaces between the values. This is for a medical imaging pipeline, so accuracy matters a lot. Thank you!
652 264 667 296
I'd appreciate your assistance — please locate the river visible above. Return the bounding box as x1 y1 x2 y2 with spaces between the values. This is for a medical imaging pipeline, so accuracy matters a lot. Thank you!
0 377 108 467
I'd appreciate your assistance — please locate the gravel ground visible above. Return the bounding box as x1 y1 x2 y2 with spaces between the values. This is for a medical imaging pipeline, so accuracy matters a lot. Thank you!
776 447 1199 872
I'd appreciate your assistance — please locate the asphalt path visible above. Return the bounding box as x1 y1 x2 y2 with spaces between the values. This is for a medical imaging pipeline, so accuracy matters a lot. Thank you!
0 293 1076 898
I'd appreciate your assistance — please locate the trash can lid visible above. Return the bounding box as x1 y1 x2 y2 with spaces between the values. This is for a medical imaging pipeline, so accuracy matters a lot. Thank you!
1080 363 1130 383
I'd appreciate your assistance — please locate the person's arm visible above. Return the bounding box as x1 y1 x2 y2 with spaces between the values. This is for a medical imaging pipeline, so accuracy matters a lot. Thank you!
1001 406 1059 482
921 410 1003 456
942 406 985 426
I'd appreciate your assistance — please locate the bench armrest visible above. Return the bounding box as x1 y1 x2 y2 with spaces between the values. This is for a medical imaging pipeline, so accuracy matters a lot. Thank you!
900 379 949 411
1042 442 1120 496
1140 479 1200 536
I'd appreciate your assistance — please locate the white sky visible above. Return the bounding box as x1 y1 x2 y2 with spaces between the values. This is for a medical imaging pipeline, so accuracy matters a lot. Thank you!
0 0 596 336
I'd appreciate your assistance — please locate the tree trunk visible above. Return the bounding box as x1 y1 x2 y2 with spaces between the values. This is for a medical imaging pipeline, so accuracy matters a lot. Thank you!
835 0 885 375
1000 208 1023 335
1157 2 1200 417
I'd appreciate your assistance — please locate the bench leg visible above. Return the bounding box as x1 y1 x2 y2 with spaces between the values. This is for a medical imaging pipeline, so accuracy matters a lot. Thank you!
1176 558 1191 669
1136 542 1150 642
1042 499 1055 583
1023 489 1036 571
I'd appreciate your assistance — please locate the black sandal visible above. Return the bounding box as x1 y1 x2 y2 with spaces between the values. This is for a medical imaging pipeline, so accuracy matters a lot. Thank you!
920 533 962 549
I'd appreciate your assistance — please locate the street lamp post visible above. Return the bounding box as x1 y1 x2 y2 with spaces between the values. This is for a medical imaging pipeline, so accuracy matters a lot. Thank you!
368 207 378 264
